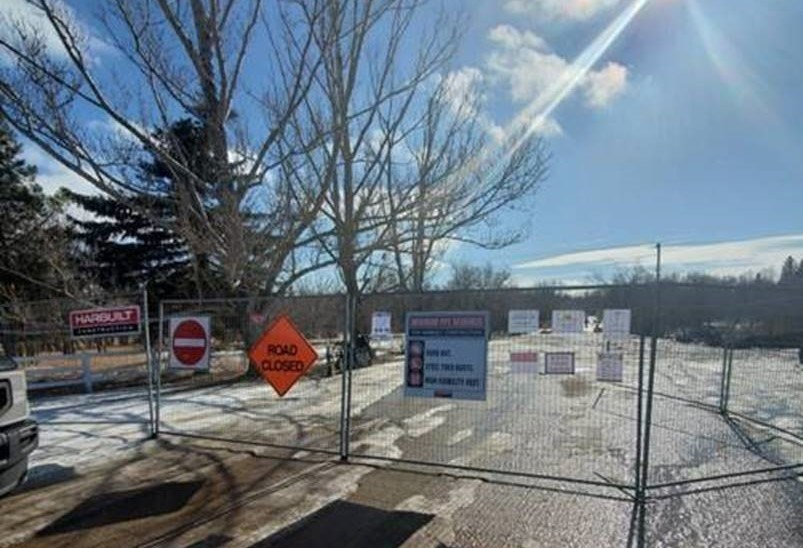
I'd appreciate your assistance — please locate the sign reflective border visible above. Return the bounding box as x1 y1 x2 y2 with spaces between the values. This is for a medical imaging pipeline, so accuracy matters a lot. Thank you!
248 315 318 397
69 305 141 339
169 316 211 371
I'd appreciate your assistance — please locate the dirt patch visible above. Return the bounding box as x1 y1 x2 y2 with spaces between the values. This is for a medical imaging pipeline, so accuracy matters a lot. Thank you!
560 376 593 398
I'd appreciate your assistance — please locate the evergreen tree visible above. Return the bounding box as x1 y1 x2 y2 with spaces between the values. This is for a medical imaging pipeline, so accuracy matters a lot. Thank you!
66 118 225 299
0 121 71 301
779 256 798 285
64 190 192 299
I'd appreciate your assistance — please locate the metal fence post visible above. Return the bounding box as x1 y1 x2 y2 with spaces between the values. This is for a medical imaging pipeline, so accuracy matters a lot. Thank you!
718 345 730 414
635 334 646 499
143 286 155 438
81 353 93 393
339 292 351 461
344 291 356 459
639 243 662 499
155 301 164 438
722 348 734 415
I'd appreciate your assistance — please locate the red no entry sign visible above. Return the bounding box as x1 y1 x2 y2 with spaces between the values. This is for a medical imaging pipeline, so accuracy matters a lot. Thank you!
169 316 211 370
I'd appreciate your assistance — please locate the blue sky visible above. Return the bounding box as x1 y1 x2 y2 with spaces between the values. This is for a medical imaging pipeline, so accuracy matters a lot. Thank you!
5 0 803 285
440 0 803 283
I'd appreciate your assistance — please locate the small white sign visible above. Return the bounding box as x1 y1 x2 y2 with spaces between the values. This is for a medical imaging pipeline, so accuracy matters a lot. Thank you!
603 309 631 339
552 310 585 334
371 311 392 339
545 352 575 374
169 316 211 371
510 351 538 374
597 352 624 382
508 310 540 334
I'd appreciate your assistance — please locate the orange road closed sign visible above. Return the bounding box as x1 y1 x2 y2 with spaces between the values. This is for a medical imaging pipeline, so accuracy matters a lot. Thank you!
248 315 318 397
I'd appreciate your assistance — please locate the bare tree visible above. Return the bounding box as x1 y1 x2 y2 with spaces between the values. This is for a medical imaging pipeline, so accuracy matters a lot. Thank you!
385 75 549 291
445 262 513 290
0 0 328 296
283 0 461 300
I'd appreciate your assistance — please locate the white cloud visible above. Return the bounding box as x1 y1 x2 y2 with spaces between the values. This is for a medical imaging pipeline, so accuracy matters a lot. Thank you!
513 234 803 281
441 67 512 143
22 143 98 196
486 25 565 103
487 24 549 51
486 24 628 109
443 67 486 120
0 0 114 66
582 61 628 108
530 116 564 137
504 0 624 22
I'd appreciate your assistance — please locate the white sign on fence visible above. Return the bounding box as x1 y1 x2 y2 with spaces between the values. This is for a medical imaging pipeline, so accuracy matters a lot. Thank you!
552 310 585 334
169 316 211 371
544 352 575 374
597 352 624 382
404 311 489 401
371 311 392 339
603 309 632 339
508 310 540 334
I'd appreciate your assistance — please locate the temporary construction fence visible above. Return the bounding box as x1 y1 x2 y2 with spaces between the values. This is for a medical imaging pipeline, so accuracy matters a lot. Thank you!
152 279 803 510
155 294 346 456
0 290 156 433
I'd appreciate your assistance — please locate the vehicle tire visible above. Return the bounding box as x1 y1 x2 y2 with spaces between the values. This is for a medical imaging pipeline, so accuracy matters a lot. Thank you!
0 456 28 498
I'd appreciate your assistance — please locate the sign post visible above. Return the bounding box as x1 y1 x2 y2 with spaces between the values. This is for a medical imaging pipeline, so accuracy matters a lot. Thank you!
404 311 489 401
249 315 318 397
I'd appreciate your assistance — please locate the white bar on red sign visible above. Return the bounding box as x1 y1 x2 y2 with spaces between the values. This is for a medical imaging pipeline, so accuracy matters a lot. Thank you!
172 338 207 347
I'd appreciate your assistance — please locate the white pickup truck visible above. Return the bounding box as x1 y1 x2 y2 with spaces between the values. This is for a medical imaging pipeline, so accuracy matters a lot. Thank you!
0 342 38 497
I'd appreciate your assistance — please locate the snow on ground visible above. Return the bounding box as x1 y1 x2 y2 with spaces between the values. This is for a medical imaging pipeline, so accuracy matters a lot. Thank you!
27 334 803 491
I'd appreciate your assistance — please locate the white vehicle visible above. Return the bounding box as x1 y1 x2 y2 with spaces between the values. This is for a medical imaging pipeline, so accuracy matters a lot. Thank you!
0 342 38 497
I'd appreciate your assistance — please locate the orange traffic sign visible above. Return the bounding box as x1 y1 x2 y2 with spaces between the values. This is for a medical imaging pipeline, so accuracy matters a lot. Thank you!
248 315 318 397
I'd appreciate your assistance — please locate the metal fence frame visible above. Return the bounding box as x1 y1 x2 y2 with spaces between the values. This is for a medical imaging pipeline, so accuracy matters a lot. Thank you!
1 288 157 436
149 276 803 512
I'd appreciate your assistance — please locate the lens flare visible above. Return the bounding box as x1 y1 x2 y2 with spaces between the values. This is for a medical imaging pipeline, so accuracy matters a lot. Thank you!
476 0 652 192
686 0 779 129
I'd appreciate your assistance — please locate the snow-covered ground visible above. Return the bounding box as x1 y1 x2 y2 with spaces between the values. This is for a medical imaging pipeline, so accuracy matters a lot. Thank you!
28 334 803 491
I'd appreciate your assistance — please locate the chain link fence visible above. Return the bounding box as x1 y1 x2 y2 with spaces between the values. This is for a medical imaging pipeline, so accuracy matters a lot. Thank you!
347 287 652 494
645 283 803 495
4 279 801 504
156 294 346 455
0 290 154 437
151 281 803 502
